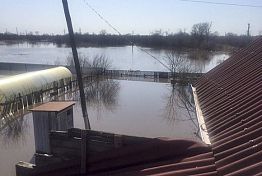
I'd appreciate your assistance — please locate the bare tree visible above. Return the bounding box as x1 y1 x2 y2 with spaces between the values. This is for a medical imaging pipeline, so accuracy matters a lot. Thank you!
99 29 107 35
191 22 212 48
67 53 112 75
191 22 212 37
165 50 185 74
92 54 112 71
0 113 29 144
164 50 194 83
66 53 91 68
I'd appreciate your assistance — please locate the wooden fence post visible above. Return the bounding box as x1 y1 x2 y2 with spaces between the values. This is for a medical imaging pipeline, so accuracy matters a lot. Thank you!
81 130 88 174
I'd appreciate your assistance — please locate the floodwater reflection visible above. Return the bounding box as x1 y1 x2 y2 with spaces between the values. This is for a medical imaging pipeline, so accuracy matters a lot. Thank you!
84 79 120 119
0 113 28 144
163 85 200 139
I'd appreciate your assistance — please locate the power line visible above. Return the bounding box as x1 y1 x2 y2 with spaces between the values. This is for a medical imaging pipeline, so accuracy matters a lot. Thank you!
178 0 262 8
83 0 122 36
82 0 170 71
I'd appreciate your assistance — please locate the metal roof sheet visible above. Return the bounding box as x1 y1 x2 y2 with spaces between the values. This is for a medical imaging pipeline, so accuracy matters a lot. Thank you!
195 37 262 175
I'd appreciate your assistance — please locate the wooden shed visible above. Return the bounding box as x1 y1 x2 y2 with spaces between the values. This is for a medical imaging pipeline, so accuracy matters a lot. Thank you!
31 101 75 154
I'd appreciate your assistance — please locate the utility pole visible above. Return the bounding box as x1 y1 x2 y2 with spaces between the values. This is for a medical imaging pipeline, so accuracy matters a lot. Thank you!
62 0 91 129
247 23 250 37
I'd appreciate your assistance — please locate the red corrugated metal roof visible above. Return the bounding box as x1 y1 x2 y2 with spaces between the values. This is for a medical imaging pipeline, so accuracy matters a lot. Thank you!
195 37 262 175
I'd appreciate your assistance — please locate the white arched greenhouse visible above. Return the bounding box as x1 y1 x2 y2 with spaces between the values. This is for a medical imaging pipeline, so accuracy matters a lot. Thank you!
0 66 72 114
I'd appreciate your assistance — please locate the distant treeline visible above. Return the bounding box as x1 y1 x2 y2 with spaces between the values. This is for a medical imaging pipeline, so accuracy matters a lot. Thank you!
0 31 257 51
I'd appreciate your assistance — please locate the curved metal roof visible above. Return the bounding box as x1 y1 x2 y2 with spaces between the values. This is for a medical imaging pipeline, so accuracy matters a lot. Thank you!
0 66 72 103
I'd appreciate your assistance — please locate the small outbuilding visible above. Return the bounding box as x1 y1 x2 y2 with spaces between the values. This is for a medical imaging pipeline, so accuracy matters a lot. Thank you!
31 101 75 153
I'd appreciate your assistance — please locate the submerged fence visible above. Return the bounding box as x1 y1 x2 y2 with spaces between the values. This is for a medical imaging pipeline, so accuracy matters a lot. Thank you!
0 65 203 117
105 69 203 83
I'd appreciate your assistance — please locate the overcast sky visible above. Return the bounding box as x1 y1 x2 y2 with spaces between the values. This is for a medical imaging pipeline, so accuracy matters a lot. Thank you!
0 0 262 35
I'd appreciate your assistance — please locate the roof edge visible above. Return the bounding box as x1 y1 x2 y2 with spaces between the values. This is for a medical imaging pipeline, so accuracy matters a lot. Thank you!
191 85 211 145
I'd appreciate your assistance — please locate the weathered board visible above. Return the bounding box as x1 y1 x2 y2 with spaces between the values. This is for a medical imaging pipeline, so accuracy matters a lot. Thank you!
16 128 153 176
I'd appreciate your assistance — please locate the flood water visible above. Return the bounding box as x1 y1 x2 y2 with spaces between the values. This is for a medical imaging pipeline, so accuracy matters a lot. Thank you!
0 42 229 72
0 42 228 176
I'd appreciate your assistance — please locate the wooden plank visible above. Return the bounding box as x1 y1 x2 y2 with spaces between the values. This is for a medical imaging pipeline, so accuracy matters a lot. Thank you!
34 153 64 166
16 160 80 176
50 145 81 157
16 161 35 176
68 128 82 138
114 134 123 148
68 128 114 138
50 130 68 136
88 140 115 153
89 136 114 143
50 137 81 149
16 128 156 176
51 147 81 158
68 128 152 146
50 131 81 158
50 129 153 162
122 135 152 146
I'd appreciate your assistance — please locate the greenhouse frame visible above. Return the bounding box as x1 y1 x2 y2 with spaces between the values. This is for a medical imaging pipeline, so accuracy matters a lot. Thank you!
0 66 72 115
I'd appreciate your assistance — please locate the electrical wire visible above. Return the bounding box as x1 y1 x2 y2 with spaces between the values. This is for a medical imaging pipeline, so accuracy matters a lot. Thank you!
178 0 262 8
82 0 170 71
83 1 122 36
